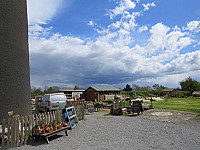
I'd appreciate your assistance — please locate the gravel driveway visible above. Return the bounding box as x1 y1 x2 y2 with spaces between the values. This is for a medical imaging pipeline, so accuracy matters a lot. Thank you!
13 111 200 150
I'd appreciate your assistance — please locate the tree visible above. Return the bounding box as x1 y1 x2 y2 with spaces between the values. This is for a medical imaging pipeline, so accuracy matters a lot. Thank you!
74 85 80 90
180 77 200 94
31 87 43 98
152 84 160 90
123 84 132 91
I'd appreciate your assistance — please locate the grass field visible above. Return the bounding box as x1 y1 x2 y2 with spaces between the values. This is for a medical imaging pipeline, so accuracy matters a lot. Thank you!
150 97 200 114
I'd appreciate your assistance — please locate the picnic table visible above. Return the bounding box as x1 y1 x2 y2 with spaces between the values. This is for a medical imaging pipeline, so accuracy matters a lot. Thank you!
33 126 68 144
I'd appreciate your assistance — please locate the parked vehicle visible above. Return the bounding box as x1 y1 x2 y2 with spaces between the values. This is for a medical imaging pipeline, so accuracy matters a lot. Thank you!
38 93 67 112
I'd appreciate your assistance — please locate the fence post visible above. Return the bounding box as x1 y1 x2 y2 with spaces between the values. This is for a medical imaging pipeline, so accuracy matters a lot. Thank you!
1 119 6 149
7 118 11 148
20 116 24 146
16 117 20 147
24 116 28 145
32 114 35 135
47 112 50 124
44 112 47 124
53 111 56 120
28 115 32 137
35 114 38 126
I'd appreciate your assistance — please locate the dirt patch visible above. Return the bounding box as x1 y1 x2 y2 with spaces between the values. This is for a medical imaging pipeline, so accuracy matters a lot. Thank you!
140 109 198 123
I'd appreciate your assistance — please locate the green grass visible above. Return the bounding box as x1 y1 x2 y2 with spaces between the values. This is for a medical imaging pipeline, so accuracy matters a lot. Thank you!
149 97 200 114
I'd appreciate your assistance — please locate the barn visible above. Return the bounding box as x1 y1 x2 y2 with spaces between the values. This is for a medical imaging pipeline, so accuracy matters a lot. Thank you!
84 87 121 102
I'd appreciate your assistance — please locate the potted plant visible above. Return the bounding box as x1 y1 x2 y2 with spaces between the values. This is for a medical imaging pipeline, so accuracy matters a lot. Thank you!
34 125 40 133
56 117 61 123
63 122 68 127
53 121 57 131
45 125 49 133
49 127 53 133
41 128 45 134
58 124 62 129
38 127 42 134
74 120 78 124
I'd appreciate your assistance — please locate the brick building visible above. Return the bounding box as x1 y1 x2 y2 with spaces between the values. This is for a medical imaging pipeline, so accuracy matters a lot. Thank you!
84 87 121 101
0 0 31 120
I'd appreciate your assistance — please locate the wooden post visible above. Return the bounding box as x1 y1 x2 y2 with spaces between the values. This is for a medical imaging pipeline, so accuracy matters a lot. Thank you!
113 102 115 115
32 115 35 133
47 112 50 124
16 117 20 147
44 112 47 124
28 115 31 137
20 116 24 146
53 111 56 120
24 116 28 145
7 118 11 148
35 114 38 125
11 117 16 148
1 119 6 149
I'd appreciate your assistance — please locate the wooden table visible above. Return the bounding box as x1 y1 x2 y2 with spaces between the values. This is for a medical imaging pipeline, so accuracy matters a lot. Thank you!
33 126 68 144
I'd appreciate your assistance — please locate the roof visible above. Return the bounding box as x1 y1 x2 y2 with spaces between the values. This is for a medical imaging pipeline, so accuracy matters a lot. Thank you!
192 91 200 95
162 88 174 92
89 86 121 92
59 89 85 92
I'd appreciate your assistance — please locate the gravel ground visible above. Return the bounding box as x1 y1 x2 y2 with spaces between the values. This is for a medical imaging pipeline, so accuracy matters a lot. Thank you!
12 111 200 150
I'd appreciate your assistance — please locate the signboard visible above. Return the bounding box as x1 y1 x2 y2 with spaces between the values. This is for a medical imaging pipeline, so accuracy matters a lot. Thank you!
87 104 95 112
132 101 141 113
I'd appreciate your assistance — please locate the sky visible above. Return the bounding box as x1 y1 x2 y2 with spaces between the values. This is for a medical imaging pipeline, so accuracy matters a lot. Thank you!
27 0 200 89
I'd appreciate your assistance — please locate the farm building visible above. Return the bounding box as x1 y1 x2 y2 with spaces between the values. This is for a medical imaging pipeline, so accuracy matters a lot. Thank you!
192 91 200 97
84 87 121 101
60 89 85 100
162 88 176 97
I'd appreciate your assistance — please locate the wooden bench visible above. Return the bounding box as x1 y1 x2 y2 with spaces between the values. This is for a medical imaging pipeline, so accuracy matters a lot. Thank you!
33 126 68 144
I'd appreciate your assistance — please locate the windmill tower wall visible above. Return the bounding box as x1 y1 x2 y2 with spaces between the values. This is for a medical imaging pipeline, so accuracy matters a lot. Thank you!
0 0 31 120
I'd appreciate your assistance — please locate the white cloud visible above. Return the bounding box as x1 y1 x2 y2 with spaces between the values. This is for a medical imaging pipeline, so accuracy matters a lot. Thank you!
186 20 200 33
142 2 156 11
165 50 200 74
28 1 200 88
29 21 197 88
27 0 64 25
107 0 136 19
138 25 148 32
88 20 94 26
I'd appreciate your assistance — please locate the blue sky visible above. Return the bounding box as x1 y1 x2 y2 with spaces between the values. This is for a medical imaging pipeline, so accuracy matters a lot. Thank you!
27 0 200 89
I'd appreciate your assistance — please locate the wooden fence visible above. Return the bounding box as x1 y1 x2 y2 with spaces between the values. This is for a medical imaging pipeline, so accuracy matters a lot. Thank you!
0 110 61 149
66 100 85 105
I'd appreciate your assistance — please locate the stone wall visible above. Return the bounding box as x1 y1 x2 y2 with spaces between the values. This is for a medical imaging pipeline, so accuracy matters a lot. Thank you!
0 0 31 121
74 105 85 121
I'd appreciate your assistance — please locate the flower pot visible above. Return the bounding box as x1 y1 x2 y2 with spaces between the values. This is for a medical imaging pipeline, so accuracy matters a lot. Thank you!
35 128 39 133
45 127 49 133
38 130 41 134
63 122 68 127
53 124 57 131
42 130 45 134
